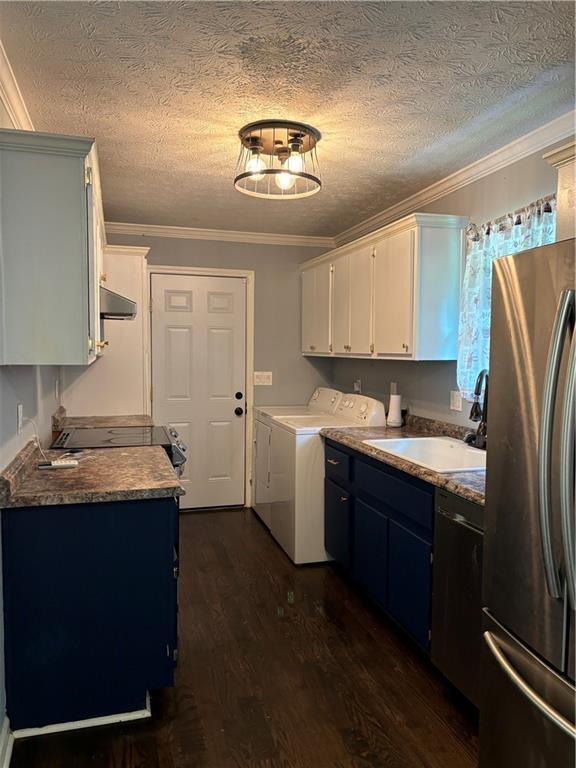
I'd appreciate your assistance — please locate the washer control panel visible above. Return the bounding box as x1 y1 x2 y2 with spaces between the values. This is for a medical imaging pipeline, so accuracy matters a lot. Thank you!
335 395 386 426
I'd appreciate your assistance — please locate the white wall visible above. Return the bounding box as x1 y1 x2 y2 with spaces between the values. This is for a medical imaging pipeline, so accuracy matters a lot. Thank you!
330 146 561 426
106 234 334 406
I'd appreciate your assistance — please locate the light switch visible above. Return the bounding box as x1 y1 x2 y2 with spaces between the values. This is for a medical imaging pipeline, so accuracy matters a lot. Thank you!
254 371 273 386
450 390 463 412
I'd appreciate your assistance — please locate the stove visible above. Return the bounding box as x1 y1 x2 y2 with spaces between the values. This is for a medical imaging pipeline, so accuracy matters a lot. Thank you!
51 426 187 471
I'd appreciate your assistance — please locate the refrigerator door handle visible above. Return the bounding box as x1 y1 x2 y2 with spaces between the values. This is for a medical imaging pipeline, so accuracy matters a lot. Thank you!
560 327 576 609
484 631 576 739
538 288 575 599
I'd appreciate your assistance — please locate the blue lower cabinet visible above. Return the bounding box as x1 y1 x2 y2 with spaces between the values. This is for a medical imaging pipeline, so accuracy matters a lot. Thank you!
387 519 432 649
353 499 388 609
325 478 352 569
2 496 179 730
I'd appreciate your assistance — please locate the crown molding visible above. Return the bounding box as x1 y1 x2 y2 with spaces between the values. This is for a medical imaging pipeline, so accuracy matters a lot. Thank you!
334 110 576 247
0 39 34 130
543 140 575 168
105 221 335 249
301 213 469 270
104 244 150 259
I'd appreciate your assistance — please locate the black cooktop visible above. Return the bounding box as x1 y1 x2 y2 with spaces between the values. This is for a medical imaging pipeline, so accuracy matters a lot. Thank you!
52 426 173 450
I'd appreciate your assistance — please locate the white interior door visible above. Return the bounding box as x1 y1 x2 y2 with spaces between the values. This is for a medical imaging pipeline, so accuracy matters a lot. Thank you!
151 273 246 509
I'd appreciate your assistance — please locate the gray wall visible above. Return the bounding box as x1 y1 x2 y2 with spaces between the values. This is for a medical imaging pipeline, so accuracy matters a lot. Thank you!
107 234 334 406
0 103 60 725
330 146 560 427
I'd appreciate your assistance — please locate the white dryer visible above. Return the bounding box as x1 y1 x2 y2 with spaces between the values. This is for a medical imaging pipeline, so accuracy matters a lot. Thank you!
253 394 386 564
253 387 342 420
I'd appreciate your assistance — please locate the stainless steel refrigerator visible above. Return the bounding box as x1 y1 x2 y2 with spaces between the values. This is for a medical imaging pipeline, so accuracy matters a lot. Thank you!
481 238 576 766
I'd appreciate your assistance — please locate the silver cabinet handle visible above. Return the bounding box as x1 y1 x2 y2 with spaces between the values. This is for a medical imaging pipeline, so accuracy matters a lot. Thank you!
539 288 574 599
560 326 576 609
327 459 339 465
340 496 348 503
484 631 576 739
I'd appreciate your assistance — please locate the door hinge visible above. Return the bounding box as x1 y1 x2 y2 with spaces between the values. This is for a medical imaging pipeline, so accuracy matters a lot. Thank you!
84 166 93 186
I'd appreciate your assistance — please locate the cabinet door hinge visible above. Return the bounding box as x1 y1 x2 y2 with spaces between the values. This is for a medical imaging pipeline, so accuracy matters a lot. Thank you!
329 343 333 352
84 166 93 186
428 629 432 642
173 565 179 579
150 384 153 403
370 343 374 354
173 648 178 663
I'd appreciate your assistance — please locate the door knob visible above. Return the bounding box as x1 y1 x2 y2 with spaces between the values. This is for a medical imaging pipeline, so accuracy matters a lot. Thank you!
235 391 243 400
234 407 244 417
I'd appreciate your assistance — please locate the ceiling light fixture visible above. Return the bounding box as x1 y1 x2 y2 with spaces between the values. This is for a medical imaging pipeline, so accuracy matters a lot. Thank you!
234 120 322 199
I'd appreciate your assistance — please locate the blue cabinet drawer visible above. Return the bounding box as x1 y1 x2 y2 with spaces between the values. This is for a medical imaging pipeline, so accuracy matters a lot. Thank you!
356 459 433 532
325 444 351 486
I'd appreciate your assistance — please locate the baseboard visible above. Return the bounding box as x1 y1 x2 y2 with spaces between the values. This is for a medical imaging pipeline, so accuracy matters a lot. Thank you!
0 717 14 768
12 692 151 739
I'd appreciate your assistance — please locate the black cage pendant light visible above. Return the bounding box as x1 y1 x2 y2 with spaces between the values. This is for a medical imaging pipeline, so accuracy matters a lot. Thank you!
234 119 322 199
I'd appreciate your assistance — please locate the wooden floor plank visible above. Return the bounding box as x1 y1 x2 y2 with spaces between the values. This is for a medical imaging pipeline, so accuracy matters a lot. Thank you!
12 508 478 768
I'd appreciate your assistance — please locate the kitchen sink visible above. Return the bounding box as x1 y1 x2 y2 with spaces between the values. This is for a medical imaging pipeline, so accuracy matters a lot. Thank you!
362 436 486 473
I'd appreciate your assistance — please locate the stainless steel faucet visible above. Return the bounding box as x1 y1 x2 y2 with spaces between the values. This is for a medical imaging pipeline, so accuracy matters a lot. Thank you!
465 368 489 450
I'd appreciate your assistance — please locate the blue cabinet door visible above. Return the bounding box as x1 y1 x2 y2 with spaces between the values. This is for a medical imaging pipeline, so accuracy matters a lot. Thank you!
325 478 352 569
353 499 388 609
387 519 432 649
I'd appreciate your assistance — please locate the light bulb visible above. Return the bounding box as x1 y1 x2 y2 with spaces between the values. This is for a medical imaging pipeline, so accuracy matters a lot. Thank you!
286 152 303 174
275 164 296 191
246 153 266 181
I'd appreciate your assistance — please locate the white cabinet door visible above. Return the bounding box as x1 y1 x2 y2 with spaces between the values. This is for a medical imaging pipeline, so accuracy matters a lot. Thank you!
349 246 373 355
331 254 350 354
373 228 414 356
301 262 331 354
253 419 272 528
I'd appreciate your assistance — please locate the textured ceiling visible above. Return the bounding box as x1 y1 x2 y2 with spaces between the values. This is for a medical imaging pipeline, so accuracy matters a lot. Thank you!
1 1 574 236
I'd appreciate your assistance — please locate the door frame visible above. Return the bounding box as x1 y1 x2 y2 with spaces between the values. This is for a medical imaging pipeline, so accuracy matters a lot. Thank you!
148 265 255 507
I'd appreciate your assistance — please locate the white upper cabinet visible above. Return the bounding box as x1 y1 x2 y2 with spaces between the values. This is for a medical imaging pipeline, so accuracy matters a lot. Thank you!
373 228 414 356
331 247 373 356
0 128 105 365
301 261 331 354
301 213 467 361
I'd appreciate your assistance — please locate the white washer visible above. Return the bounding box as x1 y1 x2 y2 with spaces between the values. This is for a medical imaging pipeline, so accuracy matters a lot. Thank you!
253 387 342 420
253 395 386 564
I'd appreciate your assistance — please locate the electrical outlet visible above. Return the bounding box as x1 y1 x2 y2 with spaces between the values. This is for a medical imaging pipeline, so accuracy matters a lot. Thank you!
17 403 23 434
450 390 463 412
254 371 273 386
353 379 362 393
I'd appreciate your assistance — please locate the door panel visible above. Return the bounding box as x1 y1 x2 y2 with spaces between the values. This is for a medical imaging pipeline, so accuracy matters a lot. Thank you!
354 499 388 608
301 269 315 353
387 519 431 648
152 274 246 508
349 246 373 355
331 254 350 354
325 478 351 569
373 228 414 356
480 611 575 768
315 262 332 354
485 242 575 670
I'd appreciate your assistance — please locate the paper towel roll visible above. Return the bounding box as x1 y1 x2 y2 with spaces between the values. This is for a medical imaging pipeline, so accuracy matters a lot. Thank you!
387 394 402 427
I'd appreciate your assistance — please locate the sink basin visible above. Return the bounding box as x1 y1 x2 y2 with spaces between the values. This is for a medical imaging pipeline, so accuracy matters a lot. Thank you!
362 437 486 473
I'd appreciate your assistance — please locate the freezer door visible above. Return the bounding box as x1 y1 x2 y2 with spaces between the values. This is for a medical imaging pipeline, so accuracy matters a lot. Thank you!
485 240 575 671
480 611 575 768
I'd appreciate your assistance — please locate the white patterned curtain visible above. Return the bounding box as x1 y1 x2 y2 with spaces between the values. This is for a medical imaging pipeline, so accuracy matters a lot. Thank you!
457 196 556 399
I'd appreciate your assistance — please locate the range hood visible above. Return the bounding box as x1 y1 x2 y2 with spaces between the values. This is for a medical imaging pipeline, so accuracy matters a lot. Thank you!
99 286 137 320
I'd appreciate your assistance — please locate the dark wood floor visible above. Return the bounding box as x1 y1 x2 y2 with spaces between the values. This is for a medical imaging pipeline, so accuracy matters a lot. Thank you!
12 508 478 768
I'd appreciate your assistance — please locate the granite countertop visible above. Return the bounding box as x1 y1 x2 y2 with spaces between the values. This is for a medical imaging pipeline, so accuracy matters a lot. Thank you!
321 422 485 506
52 406 153 430
0 441 183 508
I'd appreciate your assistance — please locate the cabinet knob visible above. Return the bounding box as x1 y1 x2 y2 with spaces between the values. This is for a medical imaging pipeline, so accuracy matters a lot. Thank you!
96 340 109 349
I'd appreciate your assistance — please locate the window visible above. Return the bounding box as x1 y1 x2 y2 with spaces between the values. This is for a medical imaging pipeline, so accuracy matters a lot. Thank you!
457 196 556 399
